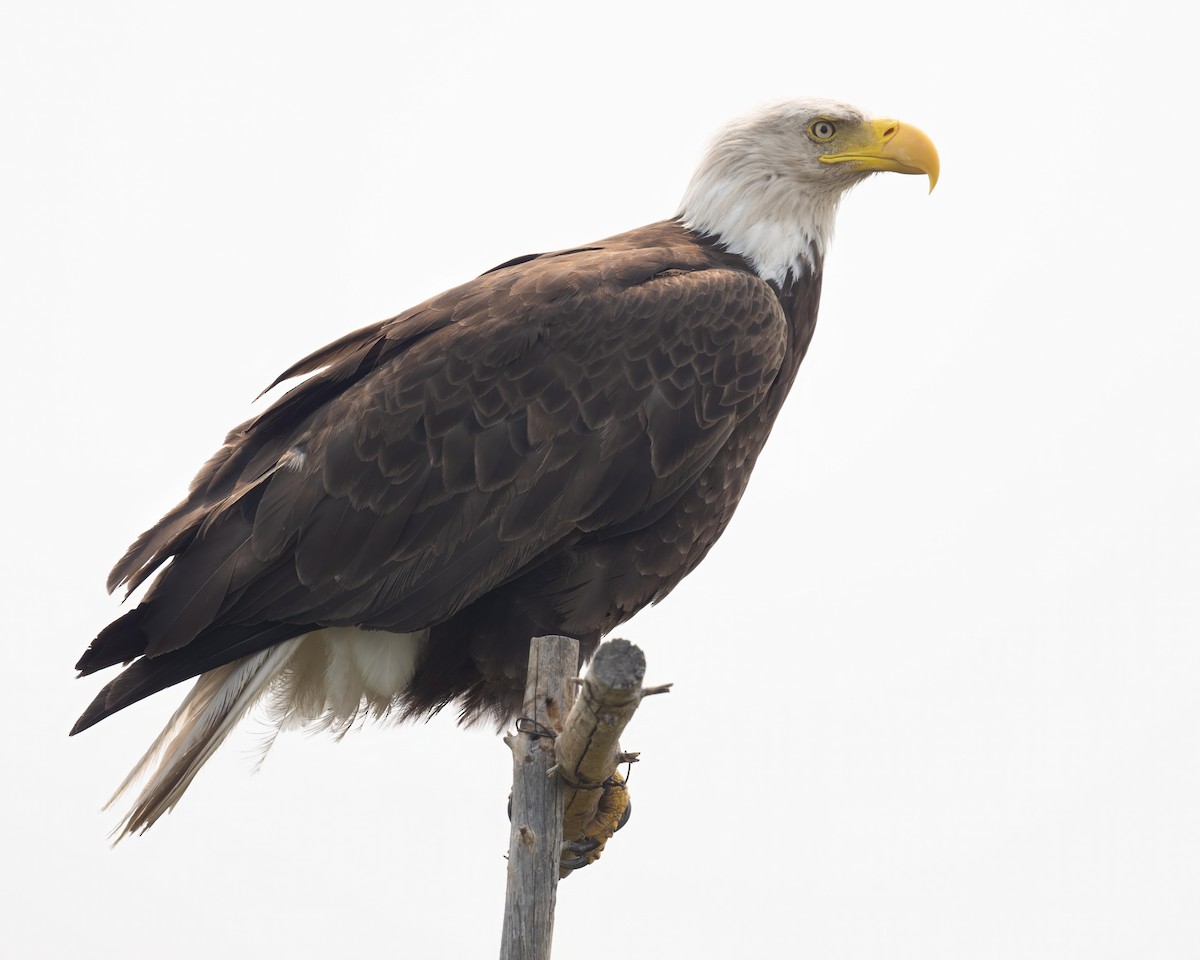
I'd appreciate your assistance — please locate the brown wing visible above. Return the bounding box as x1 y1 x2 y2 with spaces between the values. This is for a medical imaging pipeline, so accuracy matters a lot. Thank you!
74 236 787 727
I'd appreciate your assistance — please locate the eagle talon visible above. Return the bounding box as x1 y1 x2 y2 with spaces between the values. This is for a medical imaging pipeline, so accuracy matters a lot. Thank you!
514 717 556 740
560 837 601 871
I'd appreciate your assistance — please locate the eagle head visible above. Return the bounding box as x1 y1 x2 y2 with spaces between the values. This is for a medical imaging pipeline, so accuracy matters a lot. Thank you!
678 97 939 284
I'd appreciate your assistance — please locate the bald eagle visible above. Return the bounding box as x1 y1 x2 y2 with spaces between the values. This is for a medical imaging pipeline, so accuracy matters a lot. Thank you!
73 98 938 837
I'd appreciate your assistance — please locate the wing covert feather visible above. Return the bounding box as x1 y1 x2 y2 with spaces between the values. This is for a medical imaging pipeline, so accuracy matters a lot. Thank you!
119 253 789 655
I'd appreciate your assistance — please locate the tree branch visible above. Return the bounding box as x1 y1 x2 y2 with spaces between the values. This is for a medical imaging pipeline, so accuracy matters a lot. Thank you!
556 638 650 875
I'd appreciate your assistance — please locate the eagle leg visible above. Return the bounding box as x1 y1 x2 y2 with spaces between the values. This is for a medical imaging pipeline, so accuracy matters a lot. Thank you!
506 770 633 873
558 771 632 875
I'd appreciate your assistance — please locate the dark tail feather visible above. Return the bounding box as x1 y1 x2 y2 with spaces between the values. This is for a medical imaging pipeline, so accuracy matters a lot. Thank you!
75 607 152 676
71 621 315 735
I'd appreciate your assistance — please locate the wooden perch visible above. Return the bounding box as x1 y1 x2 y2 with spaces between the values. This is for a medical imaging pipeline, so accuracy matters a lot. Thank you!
501 636 667 959
501 635 578 960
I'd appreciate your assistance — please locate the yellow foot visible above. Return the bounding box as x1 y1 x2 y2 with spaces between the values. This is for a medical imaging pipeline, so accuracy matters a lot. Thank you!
560 770 631 875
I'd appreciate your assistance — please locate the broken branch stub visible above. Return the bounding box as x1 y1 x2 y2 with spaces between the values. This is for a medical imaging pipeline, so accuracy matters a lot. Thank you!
556 638 648 868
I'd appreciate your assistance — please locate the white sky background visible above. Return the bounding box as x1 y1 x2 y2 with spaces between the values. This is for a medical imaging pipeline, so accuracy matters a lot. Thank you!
2 1 1197 956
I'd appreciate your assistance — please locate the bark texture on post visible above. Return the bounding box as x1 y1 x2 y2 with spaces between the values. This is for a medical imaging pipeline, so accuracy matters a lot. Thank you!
500 635 579 960
557 639 647 870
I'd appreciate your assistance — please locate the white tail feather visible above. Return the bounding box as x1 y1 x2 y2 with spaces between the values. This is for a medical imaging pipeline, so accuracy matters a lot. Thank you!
261 627 428 737
107 639 302 840
106 627 428 840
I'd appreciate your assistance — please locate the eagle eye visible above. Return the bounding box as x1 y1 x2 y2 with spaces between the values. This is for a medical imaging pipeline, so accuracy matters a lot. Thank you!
808 120 837 142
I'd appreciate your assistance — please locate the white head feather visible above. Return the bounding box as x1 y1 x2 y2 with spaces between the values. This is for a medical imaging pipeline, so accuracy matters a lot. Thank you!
678 97 875 284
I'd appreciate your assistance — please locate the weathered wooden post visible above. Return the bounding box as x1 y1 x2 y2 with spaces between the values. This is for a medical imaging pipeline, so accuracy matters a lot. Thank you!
500 635 577 960
500 637 666 959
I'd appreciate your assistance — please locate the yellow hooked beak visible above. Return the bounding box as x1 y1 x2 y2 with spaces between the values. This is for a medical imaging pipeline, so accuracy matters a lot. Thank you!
820 118 940 192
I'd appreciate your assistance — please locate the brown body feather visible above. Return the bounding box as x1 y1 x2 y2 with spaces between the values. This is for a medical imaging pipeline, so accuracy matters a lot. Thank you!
73 220 822 733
